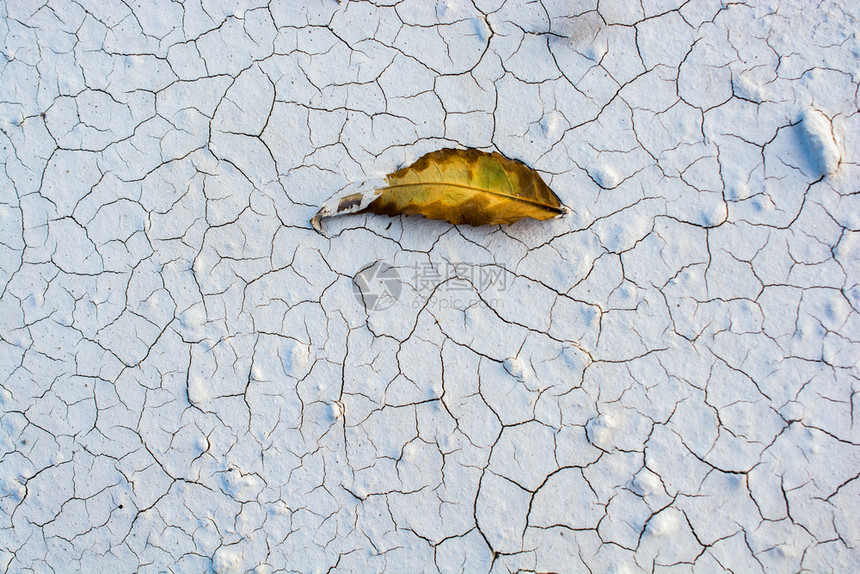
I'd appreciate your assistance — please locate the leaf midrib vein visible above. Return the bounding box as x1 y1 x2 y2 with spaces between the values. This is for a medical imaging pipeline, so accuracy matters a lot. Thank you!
381 182 562 211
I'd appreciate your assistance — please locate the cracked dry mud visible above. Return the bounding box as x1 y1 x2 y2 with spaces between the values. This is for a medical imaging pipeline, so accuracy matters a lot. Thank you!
1 1 859 573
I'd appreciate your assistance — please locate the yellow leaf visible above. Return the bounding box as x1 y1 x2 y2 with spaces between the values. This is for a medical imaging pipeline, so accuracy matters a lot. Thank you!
311 148 568 232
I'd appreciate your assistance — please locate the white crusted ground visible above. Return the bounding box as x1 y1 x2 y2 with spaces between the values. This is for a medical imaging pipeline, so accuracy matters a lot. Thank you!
1 1 859 573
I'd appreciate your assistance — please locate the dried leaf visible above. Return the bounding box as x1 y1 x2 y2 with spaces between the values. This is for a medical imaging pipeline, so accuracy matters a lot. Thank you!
311 148 568 232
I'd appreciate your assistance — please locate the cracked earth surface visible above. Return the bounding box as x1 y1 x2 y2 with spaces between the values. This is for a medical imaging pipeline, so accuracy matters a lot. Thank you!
1 0 859 572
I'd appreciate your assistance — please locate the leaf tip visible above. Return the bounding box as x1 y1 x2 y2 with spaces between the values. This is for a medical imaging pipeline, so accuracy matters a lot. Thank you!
310 210 325 234
311 184 385 233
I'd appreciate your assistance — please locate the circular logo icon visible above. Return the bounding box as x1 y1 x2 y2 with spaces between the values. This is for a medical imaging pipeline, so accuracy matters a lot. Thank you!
353 262 402 311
